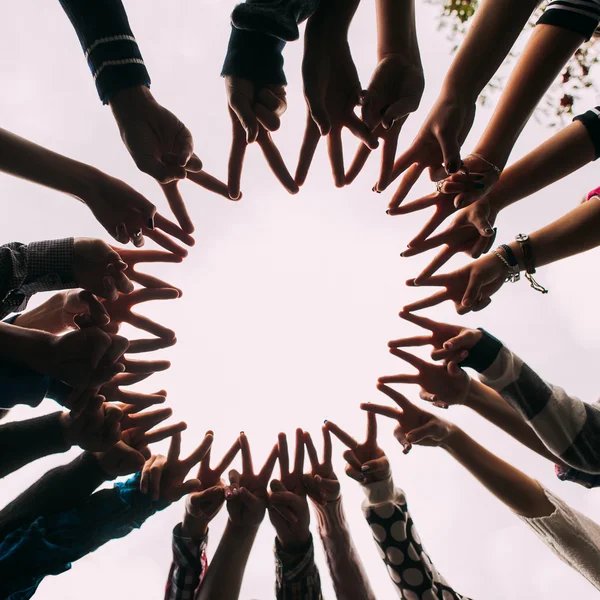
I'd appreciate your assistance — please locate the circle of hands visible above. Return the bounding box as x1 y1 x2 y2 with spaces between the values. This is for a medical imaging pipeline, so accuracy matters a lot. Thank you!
45 0 519 550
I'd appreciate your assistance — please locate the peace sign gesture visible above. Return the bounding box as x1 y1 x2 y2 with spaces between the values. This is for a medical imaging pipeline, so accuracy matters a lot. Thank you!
325 413 389 484
115 248 183 293
363 384 455 451
140 431 213 502
379 347 471 409
226 432 278 529
102 287 179 352
100 372 167 412
303 428 340 506
277 429 306 496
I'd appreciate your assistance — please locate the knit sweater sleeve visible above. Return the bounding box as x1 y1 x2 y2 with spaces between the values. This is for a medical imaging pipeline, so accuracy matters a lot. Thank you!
574 106 600 160
536 0 600 40
518 487 600 590
461 330 600 474
221 0 320 85
58 0 151 104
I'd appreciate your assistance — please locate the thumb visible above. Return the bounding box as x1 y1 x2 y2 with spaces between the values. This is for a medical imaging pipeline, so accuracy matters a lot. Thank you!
270 479 287 493
436 129 461 175
443 329 480 352
178 478 203 499
447 361 463 377
382 98 417 131
470 206 495 237
229 97 259 144
462 273 482 308
405 421 440 445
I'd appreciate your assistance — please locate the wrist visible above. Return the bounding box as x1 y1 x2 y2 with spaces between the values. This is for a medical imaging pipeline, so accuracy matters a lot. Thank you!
109 85 155 118
181 514 209 540
278 529 311 553
313 496 348 536
440 423 462 451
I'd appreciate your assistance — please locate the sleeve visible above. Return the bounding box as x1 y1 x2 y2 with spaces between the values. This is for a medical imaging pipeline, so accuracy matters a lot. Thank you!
58 0 151 104
0 473 164 599
536 0 600 40
164 523 208 600
0 361 50 409
221 0 320 85
461 329 600 474
518 487 600 590
361 477 468 600
574 106 600 159
274 535 323 600
0 239 76 319
0 412 69 479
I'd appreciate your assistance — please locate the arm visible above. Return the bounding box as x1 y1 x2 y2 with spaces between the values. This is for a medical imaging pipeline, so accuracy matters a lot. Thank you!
58 0 150 104
376 0 419 60
275 535 323 600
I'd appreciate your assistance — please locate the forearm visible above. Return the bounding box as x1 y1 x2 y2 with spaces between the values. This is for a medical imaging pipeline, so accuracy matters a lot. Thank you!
467 379 568 468
474 24 585 168
313 498 376 600
442 427 555 518
0 128 98 201
375 0 420 62
0 452 106 538
488 121 596 213
196 520 258 600
442 0 539 102
0 322 53 369
10 292 72 335
0 412 70 478
311 0 361 36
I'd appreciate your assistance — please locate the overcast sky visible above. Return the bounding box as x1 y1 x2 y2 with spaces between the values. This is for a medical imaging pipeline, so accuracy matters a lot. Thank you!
1 1 600 599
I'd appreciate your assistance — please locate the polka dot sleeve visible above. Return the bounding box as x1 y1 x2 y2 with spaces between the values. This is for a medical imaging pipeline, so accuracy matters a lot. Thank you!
361 477 471 600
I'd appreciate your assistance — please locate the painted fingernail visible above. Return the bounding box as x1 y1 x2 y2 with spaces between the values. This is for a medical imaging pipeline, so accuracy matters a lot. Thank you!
386 209 390 215
147 217 155 230
445 342 453 349
455 199 464 209
323 419 328 424
484 227 493 235
361 465 371 472
400 252 405 257
475 183 485 190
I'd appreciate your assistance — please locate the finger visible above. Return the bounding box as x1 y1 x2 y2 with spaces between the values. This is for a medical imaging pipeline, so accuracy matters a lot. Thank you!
118 248 184 266
389 193 438 216
152 215 195 247
185 153 204 173
254 103 281 132
239 487 264 512
295 117 321 186
140 455 156 494
178 478 203 499
167 431 181 463
377 128 401 191
443 329 481 352
150 459 164 501
278 432 289 477
410 207 455 248
184 433 214 469
136 157 186 185
127 314 176 341
123 406 172 432
228 469 241 490
376 383 414 412
365 410 377 447
377 373 419 385
228 128 247 201
360 402 402 420
127 269 182 293
80 291 110 326
437 131 461 175
269 479 287 493
393 424 412 453
259 443 279 482
257 87 287 117
304 431 319 469
257 130 299 194
405 421 440 445
398 311 441 332
144 421 187 445
121 358 171 373
472 296 492 312
214 438 242 477
108 372 154 387
173 126 195 168
462 272 483 308
324 420 358 450
414 246 456 282
107 264 134 296
342 449 363 472
240 432 253 474
293 428 305 475
387 335 431 348
322 426 332 465
327 128 345 188
402 290 450 313
186 170 231 200
344 143 372 185
346 113 378 149
229 100 259 144
388 163 425 212
403 228 455 255
471 230 494 259
362 455 390 478
388 347 428 370
161 182 194 235
143 228 189 258
127 336 177 353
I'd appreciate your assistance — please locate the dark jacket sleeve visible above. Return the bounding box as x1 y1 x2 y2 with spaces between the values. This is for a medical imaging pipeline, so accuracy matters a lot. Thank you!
536 0 600 40
574 106 600 160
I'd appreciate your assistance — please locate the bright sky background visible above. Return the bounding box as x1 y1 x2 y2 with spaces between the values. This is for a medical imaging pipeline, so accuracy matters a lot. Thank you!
1 1 600 599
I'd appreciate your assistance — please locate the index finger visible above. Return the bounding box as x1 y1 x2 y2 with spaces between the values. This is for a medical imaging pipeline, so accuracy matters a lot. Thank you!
322 426 332 465
214 438 242 477
324 420 358 450
167 431 182 463
184 433 214 469
143 421 187 445
228 126 247 200
327 128 345 188
304 431 320 470
389 347 428 370
388 163 424 212
399 310 443 333
118 248 184 266
402 290 450 313
365 410 377 447
376 383 413 412
360 402 402 420
161 182 194 235
293 428 305 475
278 433 289 476
295 116 321 187
240 432 254 474
186 169 230 200
259 443 279 482
257 130 299 194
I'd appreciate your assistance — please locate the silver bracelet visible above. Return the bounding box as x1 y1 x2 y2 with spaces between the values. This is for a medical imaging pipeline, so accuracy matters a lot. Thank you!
468 153 502 177
493 250 520 283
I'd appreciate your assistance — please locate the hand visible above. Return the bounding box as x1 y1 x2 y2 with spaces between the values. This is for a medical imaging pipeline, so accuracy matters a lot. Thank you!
378 348 471 409
73 239 134 301
101 288 178 352
182 433 241 538
114 248 183 293
226 77 297 200
296 17 377 188
389 311 482 363
302 428 340 506
403 251 508 315
268 479 311 551
345 54 424 191
61 395 122 451
140 431 213 502
325 412 389 484
225 432 278 529
100 372 167 411
401 198 498 282
386 94 476 212
363 384 455 450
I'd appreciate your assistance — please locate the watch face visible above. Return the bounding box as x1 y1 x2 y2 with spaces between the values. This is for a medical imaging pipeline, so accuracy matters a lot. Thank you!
516 234 528 243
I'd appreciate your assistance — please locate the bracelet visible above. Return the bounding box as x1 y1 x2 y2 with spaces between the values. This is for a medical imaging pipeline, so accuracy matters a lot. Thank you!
515 234 548 294
492 249 520 283
499 244 518 266
467 153 502 177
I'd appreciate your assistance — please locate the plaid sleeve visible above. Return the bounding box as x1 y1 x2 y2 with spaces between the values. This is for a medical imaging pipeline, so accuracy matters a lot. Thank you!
275 535 323 600
0 239 76 319
164 523 208 600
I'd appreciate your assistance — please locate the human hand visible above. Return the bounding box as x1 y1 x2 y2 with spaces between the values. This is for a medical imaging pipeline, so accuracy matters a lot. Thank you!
180 433 241 539
225 432 278 529
401 197 498 282
296 16 377 188
114 248 183 293
225 76 297 200
403 251 508 315
140 431 213 503
268 479 311 551
61 395 122 451
363 384 456 451
389 311 482 363
325 412 389 484
345 54 424 191
386 94 476 212
302 427 340 506
100 371 167 411
378 347 471 409
101 287 178 352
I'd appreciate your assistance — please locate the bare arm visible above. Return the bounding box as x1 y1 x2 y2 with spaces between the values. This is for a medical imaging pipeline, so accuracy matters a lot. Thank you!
375 0 419 61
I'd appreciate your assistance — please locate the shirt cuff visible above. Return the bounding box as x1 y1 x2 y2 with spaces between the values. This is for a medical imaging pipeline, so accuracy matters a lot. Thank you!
275 534 315 580
459 328 503 373
26 238 76 290
221 27 287 85
555 463 600 488
574 108 600 160
361 476 399 506
172 522 208 569
537 9 599 41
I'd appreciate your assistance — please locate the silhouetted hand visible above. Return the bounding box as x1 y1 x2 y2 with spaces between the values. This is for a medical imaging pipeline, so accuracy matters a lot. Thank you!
302 427 340 506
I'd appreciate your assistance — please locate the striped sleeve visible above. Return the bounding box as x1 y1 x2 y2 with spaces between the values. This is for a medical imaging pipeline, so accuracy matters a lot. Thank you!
536 0 600 39
574 106 600 159
58 0 151 104
464 330 600 474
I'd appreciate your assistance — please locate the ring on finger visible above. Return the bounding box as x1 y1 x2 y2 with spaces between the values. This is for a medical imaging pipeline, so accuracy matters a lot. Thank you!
435 179 448 194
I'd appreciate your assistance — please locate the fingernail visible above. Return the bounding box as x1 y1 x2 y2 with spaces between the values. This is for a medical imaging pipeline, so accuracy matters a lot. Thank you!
455 199 464 209
400 252 405 257
475 174 484 181
314 474 322 484
225 490 232 499
147 218 155 230
385 209 390 215
359 474 367 483
484 227 493 235
240 431 244 435
445 342 453 349
323 419 328 424
361 465 371 473
475 183 485 190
